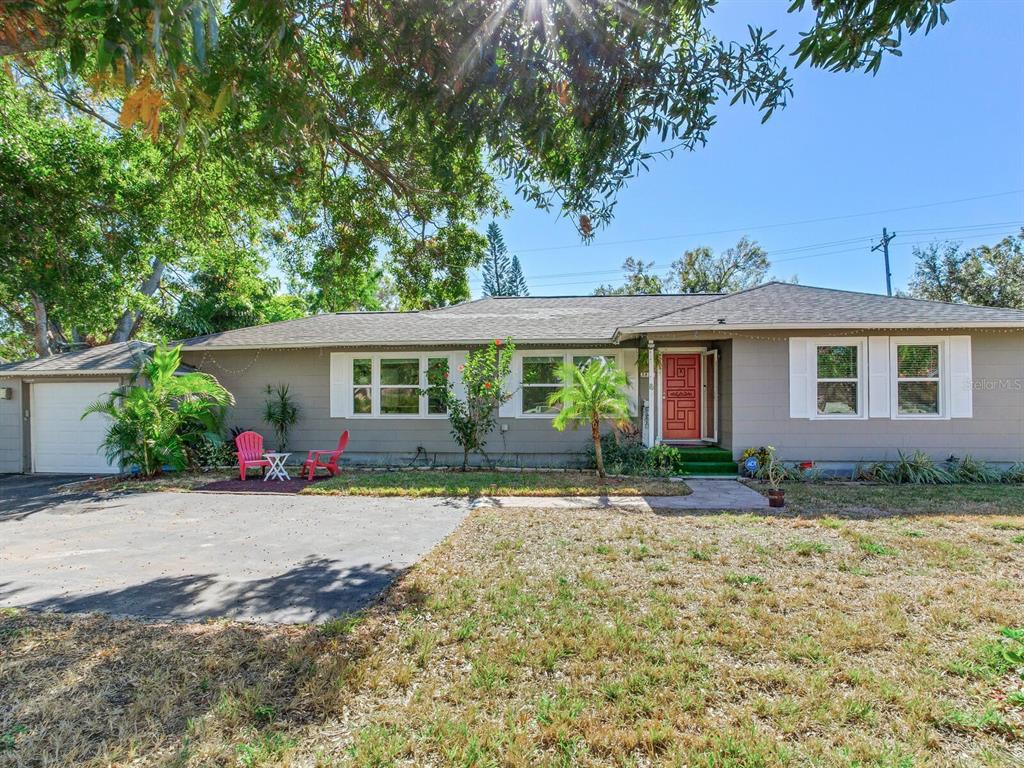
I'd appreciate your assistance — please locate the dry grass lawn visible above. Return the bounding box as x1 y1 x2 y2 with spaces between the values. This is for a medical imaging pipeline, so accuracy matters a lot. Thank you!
303 469 690 497
2 507 1023 767
82 469 689 497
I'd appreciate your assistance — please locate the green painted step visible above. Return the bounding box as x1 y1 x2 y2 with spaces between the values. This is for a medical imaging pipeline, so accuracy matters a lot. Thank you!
673 448 734 463
676 460 739 476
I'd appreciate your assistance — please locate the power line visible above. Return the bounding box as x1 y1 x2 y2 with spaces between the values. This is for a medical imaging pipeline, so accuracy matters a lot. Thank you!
512 223 1021 288
513 189 1024 254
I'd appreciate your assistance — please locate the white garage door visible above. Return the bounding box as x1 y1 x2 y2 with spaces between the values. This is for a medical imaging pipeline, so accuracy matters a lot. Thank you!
32 381 119 474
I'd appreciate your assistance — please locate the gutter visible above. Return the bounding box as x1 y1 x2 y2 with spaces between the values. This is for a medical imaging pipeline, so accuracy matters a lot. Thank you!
176 337 628 352
615 321 1024 340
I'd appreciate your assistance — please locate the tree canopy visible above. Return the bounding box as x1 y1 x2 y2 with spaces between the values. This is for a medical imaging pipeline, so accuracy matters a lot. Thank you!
594 238 778 296
0 0 955 357
908 231 1024 309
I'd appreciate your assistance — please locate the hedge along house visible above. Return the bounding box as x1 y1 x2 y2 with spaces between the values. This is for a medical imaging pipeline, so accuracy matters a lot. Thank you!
1 283 1023 474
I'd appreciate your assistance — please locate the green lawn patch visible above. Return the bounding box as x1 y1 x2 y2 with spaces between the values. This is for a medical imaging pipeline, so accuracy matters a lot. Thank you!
777 482 1024 518
301 469 690 497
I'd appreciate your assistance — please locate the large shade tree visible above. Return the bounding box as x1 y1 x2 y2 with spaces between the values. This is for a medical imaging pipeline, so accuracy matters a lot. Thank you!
0 1 954 354
908 231 1024 309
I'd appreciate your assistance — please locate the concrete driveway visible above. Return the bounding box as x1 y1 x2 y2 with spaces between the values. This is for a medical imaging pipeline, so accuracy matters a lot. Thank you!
0 475 470 623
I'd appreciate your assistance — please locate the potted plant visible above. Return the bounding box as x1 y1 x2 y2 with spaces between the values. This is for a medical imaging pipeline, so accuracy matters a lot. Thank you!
756 448 787 508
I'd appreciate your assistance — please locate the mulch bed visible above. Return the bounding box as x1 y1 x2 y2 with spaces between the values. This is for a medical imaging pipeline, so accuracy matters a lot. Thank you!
195 476 329 494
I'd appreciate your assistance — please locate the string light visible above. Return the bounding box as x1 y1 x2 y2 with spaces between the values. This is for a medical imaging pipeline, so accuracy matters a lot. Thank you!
195 349 262 376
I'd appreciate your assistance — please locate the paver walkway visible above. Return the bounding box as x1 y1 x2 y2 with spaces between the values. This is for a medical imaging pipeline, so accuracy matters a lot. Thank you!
472 478 768 511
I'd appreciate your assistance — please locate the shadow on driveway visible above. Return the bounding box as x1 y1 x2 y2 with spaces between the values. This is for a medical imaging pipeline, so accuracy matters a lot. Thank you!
0 557 401 623
0 474 112 522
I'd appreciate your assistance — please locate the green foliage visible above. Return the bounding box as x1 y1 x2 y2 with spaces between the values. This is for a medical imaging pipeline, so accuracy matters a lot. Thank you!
755 449 789 491
549 359 632 477
594 257 665 296
0 76 162 355
860 450 1021 485
789 0 952 75
862 450 955 485
481 222 512 297
262 384 301 452
1004 464 1024 484
84 343 233 476
949 455 1003 484
508 256 529 298
427 339 515 470
908 231 1024 308
668 237 771 293
593 428 649 475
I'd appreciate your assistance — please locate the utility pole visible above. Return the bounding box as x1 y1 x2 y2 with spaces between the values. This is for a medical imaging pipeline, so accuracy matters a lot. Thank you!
872 227 896 296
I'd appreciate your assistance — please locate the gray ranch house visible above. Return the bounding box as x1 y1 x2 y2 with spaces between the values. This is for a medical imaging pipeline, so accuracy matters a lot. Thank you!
1 282 1023 474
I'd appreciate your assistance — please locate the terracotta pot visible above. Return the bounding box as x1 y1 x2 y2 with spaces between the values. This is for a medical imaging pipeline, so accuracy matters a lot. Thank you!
767 489 786 508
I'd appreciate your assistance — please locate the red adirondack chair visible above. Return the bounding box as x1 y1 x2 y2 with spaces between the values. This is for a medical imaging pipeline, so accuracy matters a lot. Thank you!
303 431 349 480
236 431 271 480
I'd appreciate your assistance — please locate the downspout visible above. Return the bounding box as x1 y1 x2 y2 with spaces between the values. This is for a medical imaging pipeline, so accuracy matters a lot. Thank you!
646 340 656 447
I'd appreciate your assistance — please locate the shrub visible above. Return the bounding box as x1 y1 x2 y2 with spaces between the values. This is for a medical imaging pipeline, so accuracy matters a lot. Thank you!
1002 463 1024 484
646 444 683 475
949 455 1002 484
84 343 234 476
593 426 647 475
426 338 514 470
862 450 954 485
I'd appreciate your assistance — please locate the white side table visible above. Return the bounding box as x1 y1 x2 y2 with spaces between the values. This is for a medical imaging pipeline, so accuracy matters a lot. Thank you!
263 452 291 481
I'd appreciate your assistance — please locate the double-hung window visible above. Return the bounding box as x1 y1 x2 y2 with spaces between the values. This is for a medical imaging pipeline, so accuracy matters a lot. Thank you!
380 358 420 415
521 355 563 415
815 344 861 417
514 349 631 417
334 353 452 418
895 342 942 416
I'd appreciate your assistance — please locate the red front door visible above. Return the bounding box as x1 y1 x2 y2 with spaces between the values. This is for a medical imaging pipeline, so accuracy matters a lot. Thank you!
663 354 701 440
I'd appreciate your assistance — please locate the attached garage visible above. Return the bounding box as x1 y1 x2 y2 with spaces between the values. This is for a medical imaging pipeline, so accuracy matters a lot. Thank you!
0 342 153 475
30 381 118 474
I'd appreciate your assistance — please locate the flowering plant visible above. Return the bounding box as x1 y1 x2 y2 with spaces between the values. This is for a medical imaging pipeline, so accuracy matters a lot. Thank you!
425 338 514 470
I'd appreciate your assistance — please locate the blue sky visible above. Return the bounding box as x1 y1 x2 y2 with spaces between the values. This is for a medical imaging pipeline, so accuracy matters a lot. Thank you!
470 0 1024 298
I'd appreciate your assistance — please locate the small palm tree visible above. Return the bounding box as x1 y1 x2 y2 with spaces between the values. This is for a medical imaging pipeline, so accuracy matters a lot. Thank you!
548 358 631 478
84 343 234 476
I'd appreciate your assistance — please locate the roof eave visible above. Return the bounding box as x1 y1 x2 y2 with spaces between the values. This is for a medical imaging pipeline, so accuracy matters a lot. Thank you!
178 337 627 352
615 321 1024 339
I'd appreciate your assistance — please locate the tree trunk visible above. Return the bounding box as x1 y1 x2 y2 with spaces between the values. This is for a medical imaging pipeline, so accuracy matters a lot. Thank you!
111 257 165 342
591 416 605 478
29 292 51 357
462 446 470 472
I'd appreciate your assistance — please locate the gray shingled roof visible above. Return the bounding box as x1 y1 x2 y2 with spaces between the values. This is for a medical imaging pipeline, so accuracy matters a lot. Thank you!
178 294 719 350
3 285 1023 374
620 283 1024 334
0 342 154 376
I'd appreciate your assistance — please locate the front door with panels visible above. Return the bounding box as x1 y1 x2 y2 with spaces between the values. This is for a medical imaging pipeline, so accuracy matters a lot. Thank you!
662 354 701 440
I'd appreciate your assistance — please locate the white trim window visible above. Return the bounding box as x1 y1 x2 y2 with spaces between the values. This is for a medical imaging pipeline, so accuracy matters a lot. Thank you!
892 338 945 418
330 352 455 418
814 342 863 418
510 349 635 418
520 354 563 415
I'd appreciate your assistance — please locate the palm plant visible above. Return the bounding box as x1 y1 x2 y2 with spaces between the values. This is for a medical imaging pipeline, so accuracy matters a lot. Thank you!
263 383 300 451
548 358 631 478
83 343 234 476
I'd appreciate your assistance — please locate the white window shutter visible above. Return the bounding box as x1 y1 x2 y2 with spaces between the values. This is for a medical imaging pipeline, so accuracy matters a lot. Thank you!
948 335 973 418
499 352 519 417
329 353 348 418
868 336 891 418
788 338 810 418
